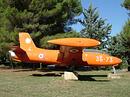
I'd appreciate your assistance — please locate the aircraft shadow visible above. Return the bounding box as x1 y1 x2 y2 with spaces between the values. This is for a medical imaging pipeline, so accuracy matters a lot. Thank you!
31 72 63 77
78 75 109 82
31 73 109 82
11 68 109 82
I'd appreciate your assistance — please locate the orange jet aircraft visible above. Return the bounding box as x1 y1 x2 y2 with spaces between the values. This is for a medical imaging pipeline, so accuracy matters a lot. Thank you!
9 32 122 68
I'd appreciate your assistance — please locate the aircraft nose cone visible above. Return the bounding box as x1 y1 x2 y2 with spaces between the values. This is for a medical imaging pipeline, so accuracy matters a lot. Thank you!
113 57 122 65
118 58 122 64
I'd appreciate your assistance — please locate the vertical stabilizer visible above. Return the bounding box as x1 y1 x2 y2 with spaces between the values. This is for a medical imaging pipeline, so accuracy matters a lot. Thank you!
19 32 36 51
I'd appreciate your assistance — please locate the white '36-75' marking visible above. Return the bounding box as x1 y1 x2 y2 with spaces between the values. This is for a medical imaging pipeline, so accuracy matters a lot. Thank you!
96 56 113 63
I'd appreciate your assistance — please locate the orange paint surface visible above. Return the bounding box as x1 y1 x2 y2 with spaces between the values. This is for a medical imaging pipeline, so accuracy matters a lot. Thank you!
48 38 101 47
9 32 122 67
83 52 122 66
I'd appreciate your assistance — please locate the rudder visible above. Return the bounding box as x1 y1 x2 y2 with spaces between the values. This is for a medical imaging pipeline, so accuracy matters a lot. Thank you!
19 32 36 51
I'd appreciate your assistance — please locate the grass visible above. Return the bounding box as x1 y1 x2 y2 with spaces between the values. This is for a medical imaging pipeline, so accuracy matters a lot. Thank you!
0 68 130 97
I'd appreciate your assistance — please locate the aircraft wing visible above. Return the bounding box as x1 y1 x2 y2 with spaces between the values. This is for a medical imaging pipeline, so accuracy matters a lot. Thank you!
48 38 122 66
48 38 100 47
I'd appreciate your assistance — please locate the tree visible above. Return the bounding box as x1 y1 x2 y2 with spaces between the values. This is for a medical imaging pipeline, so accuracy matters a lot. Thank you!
5 0 82 34
120 19 130 47
121 0 130 70
122 0 130 10
107 35 128 69
118 20 130 69
3 0 82 47
79 4 112 49
0 0 82 67
107 0 130 69
122 0 130 46
40 31 80 49
0 0 18 64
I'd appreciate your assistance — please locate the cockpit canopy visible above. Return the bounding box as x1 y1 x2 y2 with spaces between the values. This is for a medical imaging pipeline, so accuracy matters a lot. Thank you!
83 49 109 55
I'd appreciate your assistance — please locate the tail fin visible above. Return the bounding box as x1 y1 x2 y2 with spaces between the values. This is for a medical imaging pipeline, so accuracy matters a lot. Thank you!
19 32 36 51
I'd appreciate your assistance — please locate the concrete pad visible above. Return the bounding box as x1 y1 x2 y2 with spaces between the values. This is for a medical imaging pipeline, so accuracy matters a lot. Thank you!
107 73 121 79
63 71 78 80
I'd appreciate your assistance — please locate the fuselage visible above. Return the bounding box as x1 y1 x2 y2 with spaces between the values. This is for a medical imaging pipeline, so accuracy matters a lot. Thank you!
10 47 122 67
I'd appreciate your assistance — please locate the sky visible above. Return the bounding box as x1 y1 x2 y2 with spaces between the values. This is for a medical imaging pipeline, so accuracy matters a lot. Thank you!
72 0 129 36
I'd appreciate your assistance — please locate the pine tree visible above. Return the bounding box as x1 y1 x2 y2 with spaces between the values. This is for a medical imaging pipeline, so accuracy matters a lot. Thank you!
106 0 130 69
119 20 130 69
0 0 82 65
122 0 130 70
121 19 130 47
122 0 130 10
122 0 130 51
5 0 82 34
107 35 129 69
80 4 112 49
3 0 82 47
0 0 17 64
